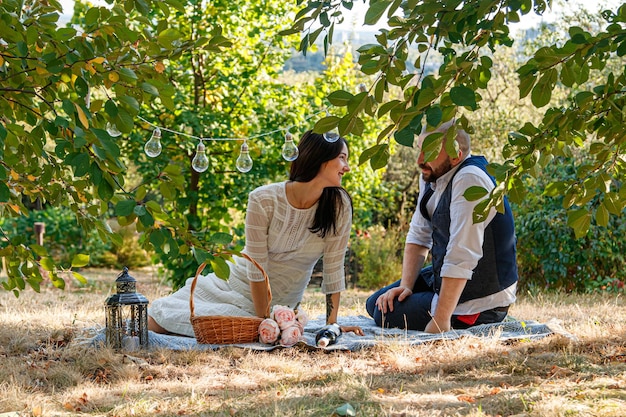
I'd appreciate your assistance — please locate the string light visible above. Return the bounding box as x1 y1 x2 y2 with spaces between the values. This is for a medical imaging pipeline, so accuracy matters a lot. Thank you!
235 140 253 173
106 122 122 137
322 110 340 143
281 131 299 162
191 141 210 173
135 109 337 173
144 127 162 158
323 131 340 142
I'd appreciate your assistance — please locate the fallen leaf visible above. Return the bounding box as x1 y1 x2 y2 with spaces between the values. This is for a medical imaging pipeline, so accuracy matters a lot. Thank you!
333 403 356 416
457 395 476 403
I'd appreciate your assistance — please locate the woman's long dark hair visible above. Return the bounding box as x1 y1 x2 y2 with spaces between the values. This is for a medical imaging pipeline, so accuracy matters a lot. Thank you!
289 130 352 238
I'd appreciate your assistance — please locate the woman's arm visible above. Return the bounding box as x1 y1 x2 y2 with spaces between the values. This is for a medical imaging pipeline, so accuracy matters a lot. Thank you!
250 280 270 318
325 292 340 324
326 291 364 335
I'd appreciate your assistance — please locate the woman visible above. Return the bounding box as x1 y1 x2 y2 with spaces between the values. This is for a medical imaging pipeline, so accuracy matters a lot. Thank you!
148 130 363 337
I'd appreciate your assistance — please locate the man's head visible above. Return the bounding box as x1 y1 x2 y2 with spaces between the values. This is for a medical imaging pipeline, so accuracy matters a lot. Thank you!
416 120 470 183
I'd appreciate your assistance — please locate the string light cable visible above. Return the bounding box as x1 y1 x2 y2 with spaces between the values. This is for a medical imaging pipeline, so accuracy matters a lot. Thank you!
133 111 331 173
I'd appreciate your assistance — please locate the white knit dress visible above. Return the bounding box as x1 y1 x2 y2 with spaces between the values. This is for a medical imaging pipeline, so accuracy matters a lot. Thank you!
149 181 352 337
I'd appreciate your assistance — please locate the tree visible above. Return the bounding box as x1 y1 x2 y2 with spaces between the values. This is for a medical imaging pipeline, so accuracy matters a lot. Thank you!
0 0 240 294
0 0 393 293
288 0 626 238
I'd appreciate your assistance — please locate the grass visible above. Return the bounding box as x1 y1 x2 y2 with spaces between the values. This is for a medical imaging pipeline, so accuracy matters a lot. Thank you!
1 267 625 417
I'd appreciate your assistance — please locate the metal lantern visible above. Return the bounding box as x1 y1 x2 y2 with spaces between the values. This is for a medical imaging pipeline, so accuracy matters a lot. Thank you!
105 267 149 351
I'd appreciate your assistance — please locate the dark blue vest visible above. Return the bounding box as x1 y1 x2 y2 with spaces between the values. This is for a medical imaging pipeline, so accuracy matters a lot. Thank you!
426 156 518 302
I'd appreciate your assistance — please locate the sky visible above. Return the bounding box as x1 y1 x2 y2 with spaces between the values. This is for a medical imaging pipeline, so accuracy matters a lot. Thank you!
336 0 625 32
58 0 624 30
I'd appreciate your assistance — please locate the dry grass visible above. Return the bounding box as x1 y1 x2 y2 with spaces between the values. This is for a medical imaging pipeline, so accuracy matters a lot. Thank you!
1 268 625 417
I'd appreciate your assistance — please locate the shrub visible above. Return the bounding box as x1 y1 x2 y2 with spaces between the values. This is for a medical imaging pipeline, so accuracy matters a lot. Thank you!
513 156 626 293
0 207 152 270
350 225 405 290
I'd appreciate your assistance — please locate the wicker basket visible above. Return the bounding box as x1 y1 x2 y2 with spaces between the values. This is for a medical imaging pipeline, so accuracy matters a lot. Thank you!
189 252 272 344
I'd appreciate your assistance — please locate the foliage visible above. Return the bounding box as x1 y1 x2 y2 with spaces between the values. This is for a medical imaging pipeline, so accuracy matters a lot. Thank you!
289 0 626 240
350 225 405 289
0 0 225 293
115 0 310 288
0 206 104 267
0 206 150 270
513 155 626 293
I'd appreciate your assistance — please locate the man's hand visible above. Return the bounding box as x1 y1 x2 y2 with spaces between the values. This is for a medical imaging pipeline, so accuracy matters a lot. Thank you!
375 285 413 313
424 316 451 333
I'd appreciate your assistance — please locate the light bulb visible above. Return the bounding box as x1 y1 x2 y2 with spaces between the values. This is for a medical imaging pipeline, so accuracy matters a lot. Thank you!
236 141 253 173
144 127 162 157
282 131 299 161
323 131 340 143
358 83 367 93
192 142 210 173
106 122 122 137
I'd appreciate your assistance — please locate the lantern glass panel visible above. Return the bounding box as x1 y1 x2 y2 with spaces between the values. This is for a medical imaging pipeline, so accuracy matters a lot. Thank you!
105 268 149 351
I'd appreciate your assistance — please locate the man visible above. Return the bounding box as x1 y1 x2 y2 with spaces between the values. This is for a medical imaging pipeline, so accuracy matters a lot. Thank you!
365 120 518 333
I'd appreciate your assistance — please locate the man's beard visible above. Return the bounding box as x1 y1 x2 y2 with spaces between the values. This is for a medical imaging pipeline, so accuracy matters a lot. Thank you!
420 157 452 183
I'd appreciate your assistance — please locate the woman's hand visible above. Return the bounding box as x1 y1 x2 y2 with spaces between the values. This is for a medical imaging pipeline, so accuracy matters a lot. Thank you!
340 325 364 336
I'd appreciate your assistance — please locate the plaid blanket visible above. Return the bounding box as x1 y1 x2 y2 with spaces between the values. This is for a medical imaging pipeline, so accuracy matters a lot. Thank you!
86 315 574 352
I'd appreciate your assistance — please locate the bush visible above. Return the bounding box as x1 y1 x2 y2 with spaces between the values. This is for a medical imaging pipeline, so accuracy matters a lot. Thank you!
0 207 152 270
350 225 405 290
513 157 626 293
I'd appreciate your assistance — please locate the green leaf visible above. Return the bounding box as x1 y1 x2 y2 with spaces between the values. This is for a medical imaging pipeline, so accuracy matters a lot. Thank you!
211 257 231 281
141 82 160 96
0 181 10 202
313 116 340 133
327 90 354 107
71 253 90 268
72 271 88 285
507 177 526 205
359 144 385 166
157 28 181 48
115 200 137 216
40 257 55 272
210 232 233 245
97 180 114 201
421 132 443 162
193 248 211 264
364 1 392 25
603 192 622 215
595 203 609 227
450 85 477 110
118 67 138 81
133 205 147 216
369 144 389 170
139 211 154 227
426 106 443 127
518 70 537 99
31 244 48 257
394 127 414 147
463 186 489 201
531 68 557 108
567 208 591 239
377 100 402 118
69 153 90 177
74 76 90 98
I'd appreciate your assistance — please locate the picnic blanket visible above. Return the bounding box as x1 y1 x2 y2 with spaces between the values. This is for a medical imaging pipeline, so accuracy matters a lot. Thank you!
86 315 575 352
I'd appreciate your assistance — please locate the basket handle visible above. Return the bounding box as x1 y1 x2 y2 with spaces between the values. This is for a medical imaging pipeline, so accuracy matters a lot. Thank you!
189 252 272 320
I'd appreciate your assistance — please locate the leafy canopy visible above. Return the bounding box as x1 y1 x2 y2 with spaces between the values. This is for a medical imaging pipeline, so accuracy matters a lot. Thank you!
288 0 626 239
0 0 234 294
